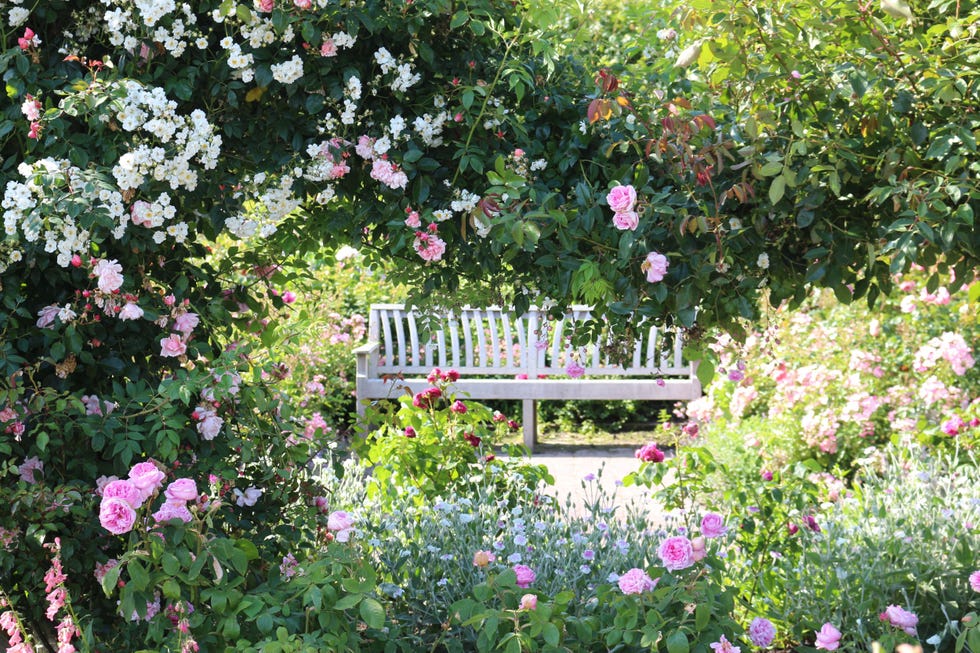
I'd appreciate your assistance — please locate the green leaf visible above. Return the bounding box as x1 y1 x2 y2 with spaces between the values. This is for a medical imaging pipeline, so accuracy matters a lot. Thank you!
128 560 150 591
450 11 468 29
359 597 386 630
759 161 782 176
768 175 785 204
257 613 274 634
542 623 560 646
666 630 690 653
334 594 362 610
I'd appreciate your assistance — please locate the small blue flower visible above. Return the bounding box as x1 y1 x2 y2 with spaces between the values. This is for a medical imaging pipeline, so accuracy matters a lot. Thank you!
582 549 595 560
514 534 528 546
579 564 591 573
507 552 522 563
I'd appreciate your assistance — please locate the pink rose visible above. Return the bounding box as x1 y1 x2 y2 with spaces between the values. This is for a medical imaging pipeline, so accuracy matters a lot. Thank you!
882 605 918 636
690 536 706 562
255 0 274 11
99 497 137 535
606 184 637 213
658 536 695 571
566 361 585 378
118 302 144 321
320 39 337 57
700 513 728 538
18 457 43 484
635 443 665 463
642 251 669 283
281 291 297 304
970 570 980 592
93 259 124 293
293 0 311 7
197 412 224 440
748 617 776 648
173 312 199 336
153 500 193 524
165 478 198 502
128 461 165 501
518 594 537 610
473 550 495 567
130 201 153 227
617 567 657 595
160 334 187 358
814 623 841 650
513 564 535 588
327 510 354 533
37 304 60 328
101 479 144 509
612 210 639 231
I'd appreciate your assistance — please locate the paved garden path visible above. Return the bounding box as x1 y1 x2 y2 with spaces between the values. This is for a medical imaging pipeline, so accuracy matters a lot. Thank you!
521 445 668 518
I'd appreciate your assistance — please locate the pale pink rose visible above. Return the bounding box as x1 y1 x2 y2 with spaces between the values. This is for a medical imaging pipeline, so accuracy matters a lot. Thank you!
709 635 740 653
882 605 918 636
642 251 669 283
101 479 144 509
690 536 706 562
473 550 495 567
748 617 776 647
94 475 119 496
130 201 152 227
320 39 337 57
197 413 223 440
255 0 274 11
518 594 537 610
612 210 639 231
18 456 43 484
606 184 637 213
118 302 144 321
163 294 176 307
21 96 41 121
128 461 165 501
293 0 311 7
355 135 375 160
153 500 193 524
700 513 728 538
617 567 657 595
658 536 695 571
93 259 124 293
164 478 198 502
37 304 61 328
327 510 355 532
160 334 187 357
99 497 137 535
173 312 199 336
405 211 421 228
814 623 841 651
513 564 536 588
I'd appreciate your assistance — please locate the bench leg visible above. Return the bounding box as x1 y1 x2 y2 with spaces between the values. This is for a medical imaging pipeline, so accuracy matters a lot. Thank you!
522 399 537 452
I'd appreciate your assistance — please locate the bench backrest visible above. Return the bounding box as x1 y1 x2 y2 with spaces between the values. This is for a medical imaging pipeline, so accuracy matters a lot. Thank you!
366 304 694 378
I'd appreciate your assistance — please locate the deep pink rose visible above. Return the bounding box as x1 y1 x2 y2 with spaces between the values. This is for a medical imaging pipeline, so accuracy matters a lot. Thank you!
99 497 137 535
612 210 639 231
160 334 187 358
635 443 665 463
700 513 728 538
606 184 637 213
617 568 657 595
970 570 980 592
102 479 144 509
153 500 193 524
814 623 841 651
165 478 198 502
513 564 535 588
128 461 165 500
658 536 695 571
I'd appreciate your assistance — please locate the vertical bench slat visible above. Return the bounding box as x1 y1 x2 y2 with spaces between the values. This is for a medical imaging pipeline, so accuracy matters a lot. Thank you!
380 308 394 368
524 312 539 376
461 310 475 368
436 327 447 368
487 309 501 368
673 329 684 370
407 311 420 366
448 312 461 369
393 309 408 367
501 313 514 369
474 310 488 368
644 326 657 369
549 317 564 370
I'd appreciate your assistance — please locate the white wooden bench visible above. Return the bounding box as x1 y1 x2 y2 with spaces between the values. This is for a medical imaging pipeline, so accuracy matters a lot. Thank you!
353 304 701 451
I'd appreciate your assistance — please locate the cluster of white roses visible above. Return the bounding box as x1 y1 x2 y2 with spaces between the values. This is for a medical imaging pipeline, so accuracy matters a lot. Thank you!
104 1 205 57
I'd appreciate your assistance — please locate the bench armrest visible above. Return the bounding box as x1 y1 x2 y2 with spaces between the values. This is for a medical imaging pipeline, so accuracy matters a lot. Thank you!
354 341 380 379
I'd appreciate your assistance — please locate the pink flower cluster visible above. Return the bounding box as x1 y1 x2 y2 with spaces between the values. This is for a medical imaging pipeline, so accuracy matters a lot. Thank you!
98 462 198 535
606 184 639 231
617 567 657 595
0 605 31 653
370 158 408 190
635 442 665 462
413 231 447 262
327 510 355 542
913 332 975 376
